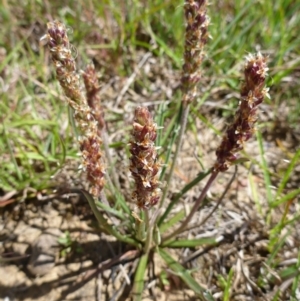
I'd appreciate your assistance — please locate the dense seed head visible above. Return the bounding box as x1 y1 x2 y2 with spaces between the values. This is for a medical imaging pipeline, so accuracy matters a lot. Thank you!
129 107 161 209
47 21 105 196
214 53 269 172
181 0 209 105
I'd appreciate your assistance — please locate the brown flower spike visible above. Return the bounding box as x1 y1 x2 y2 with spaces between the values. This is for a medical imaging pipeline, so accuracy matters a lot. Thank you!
129 107 161 209
181 0 209 105
46 21 105 196
214 53 269 172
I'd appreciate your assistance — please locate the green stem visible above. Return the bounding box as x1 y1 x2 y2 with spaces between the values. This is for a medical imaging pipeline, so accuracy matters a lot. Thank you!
144 210 153 255
160 104 190 208
136 212 146 242
159 108 180 181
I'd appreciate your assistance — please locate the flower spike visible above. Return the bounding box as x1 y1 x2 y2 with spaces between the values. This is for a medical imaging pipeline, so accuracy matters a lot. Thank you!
46 21 105 196
129 107 161 209
214 53 269 172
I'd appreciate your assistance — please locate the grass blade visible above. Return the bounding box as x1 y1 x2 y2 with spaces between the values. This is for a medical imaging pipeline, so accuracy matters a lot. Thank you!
81 190 138 247
158 248 214 300
256 131 273 205
271 188 300 208
275 148 300 198
159 209 185 234
162 237 217 248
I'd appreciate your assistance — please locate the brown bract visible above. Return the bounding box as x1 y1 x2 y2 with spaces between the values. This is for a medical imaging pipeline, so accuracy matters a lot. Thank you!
214 53 269 172
181 0 209 105
129 107 161 209
47 21 105 196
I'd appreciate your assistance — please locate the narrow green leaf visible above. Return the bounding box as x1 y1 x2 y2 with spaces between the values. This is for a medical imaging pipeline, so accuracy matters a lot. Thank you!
58 134 67 167
159 103 182 181
81 190 138 247
275 149 300 198
155 102 167 148
231 157 250 165
159 106 179 149
162 237 217 248
109 141 125 148
158 169 211 227
256 131 273 204
95 200 126 220
271 188 300 208
248 171 262 215
210 0 255 52
191 106 221 136
132 254 148 301
291 252 300 298
0 37 27 73
223 268 234 301
147 31 181 67
114 189 132 217
268 229 291 265
7 120 57 127
3 126 22 181
159 210 185 234
159 248 214 300
278 266 299 281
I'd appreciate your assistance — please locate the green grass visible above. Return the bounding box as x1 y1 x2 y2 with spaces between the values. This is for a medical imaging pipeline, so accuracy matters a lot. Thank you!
0 0 299 299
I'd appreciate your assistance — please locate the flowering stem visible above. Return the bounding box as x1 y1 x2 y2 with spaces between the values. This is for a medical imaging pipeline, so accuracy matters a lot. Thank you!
160 0 209 207
160 104 190 208
46 21 105 197
158 168 211 227
188 166 237 231
162 170 219 243
143 210 153 254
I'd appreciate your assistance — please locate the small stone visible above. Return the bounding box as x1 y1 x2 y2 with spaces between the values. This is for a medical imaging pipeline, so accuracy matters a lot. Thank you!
27 229 62 276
